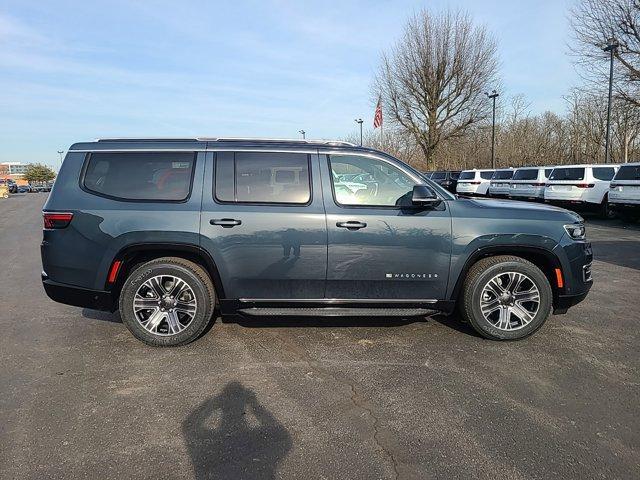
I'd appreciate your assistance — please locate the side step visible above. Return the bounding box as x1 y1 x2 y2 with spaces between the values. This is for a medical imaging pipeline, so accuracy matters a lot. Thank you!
238 307 435 317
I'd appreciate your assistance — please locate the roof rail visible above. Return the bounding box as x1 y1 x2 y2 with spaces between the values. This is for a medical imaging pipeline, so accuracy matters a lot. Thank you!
198 137 356 146
96 137 356 146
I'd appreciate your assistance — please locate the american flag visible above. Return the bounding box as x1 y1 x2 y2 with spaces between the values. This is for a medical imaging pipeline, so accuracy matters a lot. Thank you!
373 98 383 129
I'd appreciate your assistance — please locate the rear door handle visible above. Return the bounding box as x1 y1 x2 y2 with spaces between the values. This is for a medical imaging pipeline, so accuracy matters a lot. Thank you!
336 221 367 230
210 218 242 228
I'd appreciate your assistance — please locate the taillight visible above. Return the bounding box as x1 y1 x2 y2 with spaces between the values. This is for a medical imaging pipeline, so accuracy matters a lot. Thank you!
531 183 546 186
470 181 481 185
610 183 618 189
575 183 595 189
43 212 73 229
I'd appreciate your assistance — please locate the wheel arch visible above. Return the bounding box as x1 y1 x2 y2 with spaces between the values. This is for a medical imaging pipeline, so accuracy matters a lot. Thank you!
106 243 226 302
449 245 564 307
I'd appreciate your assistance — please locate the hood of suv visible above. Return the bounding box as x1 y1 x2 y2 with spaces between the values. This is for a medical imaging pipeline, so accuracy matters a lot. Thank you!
459 197 583 222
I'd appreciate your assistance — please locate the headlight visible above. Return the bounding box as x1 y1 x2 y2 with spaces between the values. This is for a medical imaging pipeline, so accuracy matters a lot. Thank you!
564 223 586 240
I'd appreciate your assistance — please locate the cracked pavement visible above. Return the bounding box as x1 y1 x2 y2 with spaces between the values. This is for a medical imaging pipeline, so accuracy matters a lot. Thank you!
1 194 639 479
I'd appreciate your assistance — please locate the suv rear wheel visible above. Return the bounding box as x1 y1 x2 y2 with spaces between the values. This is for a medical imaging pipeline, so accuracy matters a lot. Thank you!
119 257 215 346
460 255 553 340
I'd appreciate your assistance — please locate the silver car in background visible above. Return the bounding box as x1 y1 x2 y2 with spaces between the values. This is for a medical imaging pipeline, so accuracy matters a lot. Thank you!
488 169 514 197
510 166 554 200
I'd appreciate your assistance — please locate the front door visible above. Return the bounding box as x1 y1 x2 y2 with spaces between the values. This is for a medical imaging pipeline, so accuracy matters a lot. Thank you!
200 150 327 300
321 152 451 300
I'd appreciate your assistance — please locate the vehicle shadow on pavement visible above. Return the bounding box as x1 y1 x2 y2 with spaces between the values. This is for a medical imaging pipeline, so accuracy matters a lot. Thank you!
590 240 640 270
182 382 292 480
81 308 122 323
429 314 483 338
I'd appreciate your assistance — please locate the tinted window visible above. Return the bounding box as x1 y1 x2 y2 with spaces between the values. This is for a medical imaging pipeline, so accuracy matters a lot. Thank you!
592 167 615 181
450 171 461 180
480 171 494 180
83 152 195 201
329 155 417 207
549 168 585 181
614 165 640 180
215 152 310 204
493 170 514 180
459 171 475 180
544 168 553 179
513 169 538 180
431 171 446 180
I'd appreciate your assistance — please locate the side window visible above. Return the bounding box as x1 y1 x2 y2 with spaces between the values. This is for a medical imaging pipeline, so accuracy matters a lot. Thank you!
544 169 553 179
329 154 418 207
214 152 311 204
593 167 615 181
83 152 195 201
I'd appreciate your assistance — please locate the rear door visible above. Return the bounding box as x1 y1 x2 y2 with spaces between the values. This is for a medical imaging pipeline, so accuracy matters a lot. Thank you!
321 151 451 300
611 165 640 202
200 149 327 300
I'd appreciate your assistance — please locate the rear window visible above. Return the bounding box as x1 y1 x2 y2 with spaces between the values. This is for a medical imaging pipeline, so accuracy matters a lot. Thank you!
215 151 311 204
480 171 495 180
431 171 446 180
614 165 640 180
493 170 513 180
513 169 538 180
83 152 195 201
549 168 585 181
459 171 475 180
592 167 615 181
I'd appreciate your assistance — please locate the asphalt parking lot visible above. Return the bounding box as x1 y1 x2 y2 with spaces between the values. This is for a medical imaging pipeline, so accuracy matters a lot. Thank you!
1 193 639 480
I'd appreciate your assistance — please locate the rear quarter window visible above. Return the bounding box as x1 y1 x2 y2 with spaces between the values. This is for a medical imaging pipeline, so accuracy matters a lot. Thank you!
592 167 615 181
82 152 196 201
459 171 475 180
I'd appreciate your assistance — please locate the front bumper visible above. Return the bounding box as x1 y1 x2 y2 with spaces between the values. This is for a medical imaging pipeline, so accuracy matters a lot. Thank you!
552 240 593 314
42 272 115 311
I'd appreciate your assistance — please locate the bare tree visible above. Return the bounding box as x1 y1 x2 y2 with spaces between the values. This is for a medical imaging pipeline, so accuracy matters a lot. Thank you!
373 9 500 170
570 0 640 107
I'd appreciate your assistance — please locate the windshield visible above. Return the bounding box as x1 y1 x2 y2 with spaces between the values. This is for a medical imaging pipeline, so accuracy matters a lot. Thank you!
459 171 475 180
614 165 640 180
493 170 513 180
549 168 585 181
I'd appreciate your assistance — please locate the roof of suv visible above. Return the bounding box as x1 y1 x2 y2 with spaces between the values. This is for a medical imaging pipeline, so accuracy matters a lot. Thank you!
69 137 360 151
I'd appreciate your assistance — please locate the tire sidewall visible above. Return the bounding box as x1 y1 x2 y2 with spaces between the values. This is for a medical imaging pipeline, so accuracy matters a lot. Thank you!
119 262 211 346
467 260 552 340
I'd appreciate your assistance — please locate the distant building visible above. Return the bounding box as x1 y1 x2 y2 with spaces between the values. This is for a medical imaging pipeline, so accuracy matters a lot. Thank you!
1 162 29 177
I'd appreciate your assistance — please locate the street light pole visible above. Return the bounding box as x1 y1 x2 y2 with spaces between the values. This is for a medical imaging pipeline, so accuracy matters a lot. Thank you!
298 130 306 139
57 150 64 168
485 90 499 169
354 118 363 146
603 37 619 164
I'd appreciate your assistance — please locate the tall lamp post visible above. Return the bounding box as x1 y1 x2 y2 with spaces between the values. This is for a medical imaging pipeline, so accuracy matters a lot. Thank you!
603 37 619 164
354 118 363 146
57 150 64 169
298 130 306 139
485 90 499 169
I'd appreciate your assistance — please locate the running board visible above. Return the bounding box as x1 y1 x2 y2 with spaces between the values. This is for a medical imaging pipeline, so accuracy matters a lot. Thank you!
237 307 435 317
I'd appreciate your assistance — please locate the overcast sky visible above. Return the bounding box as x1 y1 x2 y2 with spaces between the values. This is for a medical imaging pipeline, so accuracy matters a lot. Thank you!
0 0 579 167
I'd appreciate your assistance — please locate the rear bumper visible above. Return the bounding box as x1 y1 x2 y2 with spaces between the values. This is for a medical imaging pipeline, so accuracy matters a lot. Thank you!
42 272 115 312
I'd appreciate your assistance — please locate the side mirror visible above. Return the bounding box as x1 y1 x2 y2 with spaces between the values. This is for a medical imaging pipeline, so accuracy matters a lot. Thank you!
411 184 440 207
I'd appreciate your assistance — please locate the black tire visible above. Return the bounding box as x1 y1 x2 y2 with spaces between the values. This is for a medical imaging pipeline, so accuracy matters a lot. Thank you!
119 257 215 347
600 195 615 219
460 255 553 340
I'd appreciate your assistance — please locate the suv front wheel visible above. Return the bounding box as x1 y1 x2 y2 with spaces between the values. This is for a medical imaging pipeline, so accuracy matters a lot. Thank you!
460 255 553 340
119 257 215 346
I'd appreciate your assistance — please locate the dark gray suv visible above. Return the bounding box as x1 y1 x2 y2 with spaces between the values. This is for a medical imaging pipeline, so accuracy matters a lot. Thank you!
41 138 593 346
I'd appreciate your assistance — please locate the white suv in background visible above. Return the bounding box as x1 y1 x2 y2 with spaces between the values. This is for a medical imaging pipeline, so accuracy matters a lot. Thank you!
609 162 640 220
544 164 619 217
456 169 495 196
488 169 514 197
509 167 554 201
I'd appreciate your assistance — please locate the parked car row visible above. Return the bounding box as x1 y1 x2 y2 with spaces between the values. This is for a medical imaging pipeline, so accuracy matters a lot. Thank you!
425 163 639 220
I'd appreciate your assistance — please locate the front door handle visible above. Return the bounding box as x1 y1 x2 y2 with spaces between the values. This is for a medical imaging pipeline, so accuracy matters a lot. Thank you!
210 218 242 228
336 221 367 230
